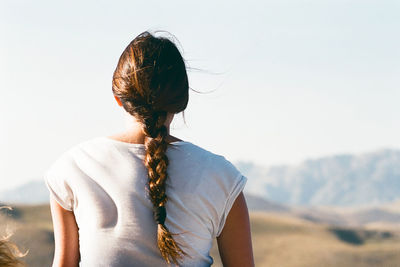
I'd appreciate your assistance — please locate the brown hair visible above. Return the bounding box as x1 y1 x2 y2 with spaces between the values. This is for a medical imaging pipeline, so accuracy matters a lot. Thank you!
111 31 189 264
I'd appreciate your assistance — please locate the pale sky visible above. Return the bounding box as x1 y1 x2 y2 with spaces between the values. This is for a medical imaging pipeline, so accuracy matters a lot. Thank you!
1 0 399 190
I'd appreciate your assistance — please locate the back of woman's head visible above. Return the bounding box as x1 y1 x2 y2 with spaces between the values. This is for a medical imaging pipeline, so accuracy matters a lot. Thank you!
112 31 189 265
112 31 189 123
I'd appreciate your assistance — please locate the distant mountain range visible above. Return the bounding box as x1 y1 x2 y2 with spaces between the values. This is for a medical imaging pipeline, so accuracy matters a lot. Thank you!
0 180 50 204
1 148 400 209
239 148 400 207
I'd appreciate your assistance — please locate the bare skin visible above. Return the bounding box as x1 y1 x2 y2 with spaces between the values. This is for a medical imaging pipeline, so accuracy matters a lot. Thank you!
217 192 254 267
50 197 80 267
49 95 254 267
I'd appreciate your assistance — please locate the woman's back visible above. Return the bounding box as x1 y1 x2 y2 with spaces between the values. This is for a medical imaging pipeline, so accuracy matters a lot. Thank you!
45 136 247 266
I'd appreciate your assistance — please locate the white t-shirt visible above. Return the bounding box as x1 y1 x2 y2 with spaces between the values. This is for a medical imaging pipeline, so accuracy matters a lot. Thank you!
44 136 247 267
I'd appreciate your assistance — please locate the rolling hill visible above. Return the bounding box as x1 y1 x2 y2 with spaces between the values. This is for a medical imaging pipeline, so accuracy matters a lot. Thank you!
1 205 400 267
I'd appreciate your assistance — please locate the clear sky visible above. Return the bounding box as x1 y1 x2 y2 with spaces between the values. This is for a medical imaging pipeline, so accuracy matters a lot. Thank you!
1 0 399 190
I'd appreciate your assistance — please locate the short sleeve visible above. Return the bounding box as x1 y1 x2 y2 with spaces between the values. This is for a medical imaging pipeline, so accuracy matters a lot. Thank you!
215 173 247 237
44 168 75 211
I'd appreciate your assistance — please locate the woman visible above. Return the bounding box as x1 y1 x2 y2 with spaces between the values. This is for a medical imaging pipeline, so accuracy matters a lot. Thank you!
45 31 253 267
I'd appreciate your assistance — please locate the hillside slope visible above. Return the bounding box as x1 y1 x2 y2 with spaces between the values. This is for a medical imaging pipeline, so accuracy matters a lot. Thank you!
1 205 400 267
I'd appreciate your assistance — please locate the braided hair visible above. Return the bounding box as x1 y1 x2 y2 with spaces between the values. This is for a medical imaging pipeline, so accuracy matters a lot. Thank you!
111 31 189 265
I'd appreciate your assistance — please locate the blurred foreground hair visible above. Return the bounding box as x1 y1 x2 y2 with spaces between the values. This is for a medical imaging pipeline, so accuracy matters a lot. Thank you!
0 207 26 267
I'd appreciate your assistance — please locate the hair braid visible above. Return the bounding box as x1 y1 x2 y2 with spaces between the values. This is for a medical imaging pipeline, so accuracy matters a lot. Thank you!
142 111 186 265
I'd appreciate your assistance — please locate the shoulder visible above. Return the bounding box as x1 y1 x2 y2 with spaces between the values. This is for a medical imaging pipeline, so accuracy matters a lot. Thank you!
171 141 245 187
43 137 107 211
46 137 105 174
176 141 238 172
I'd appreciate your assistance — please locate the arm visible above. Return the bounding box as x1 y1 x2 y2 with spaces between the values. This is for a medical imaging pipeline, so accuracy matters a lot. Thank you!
49 196 80 267
217 192 254 267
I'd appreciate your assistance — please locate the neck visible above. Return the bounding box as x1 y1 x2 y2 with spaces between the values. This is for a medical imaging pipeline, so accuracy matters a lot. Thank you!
108 112 180 144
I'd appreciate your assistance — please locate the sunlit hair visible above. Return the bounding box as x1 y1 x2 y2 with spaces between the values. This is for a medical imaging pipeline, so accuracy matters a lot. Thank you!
112 31 189 265
0 207 26 267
